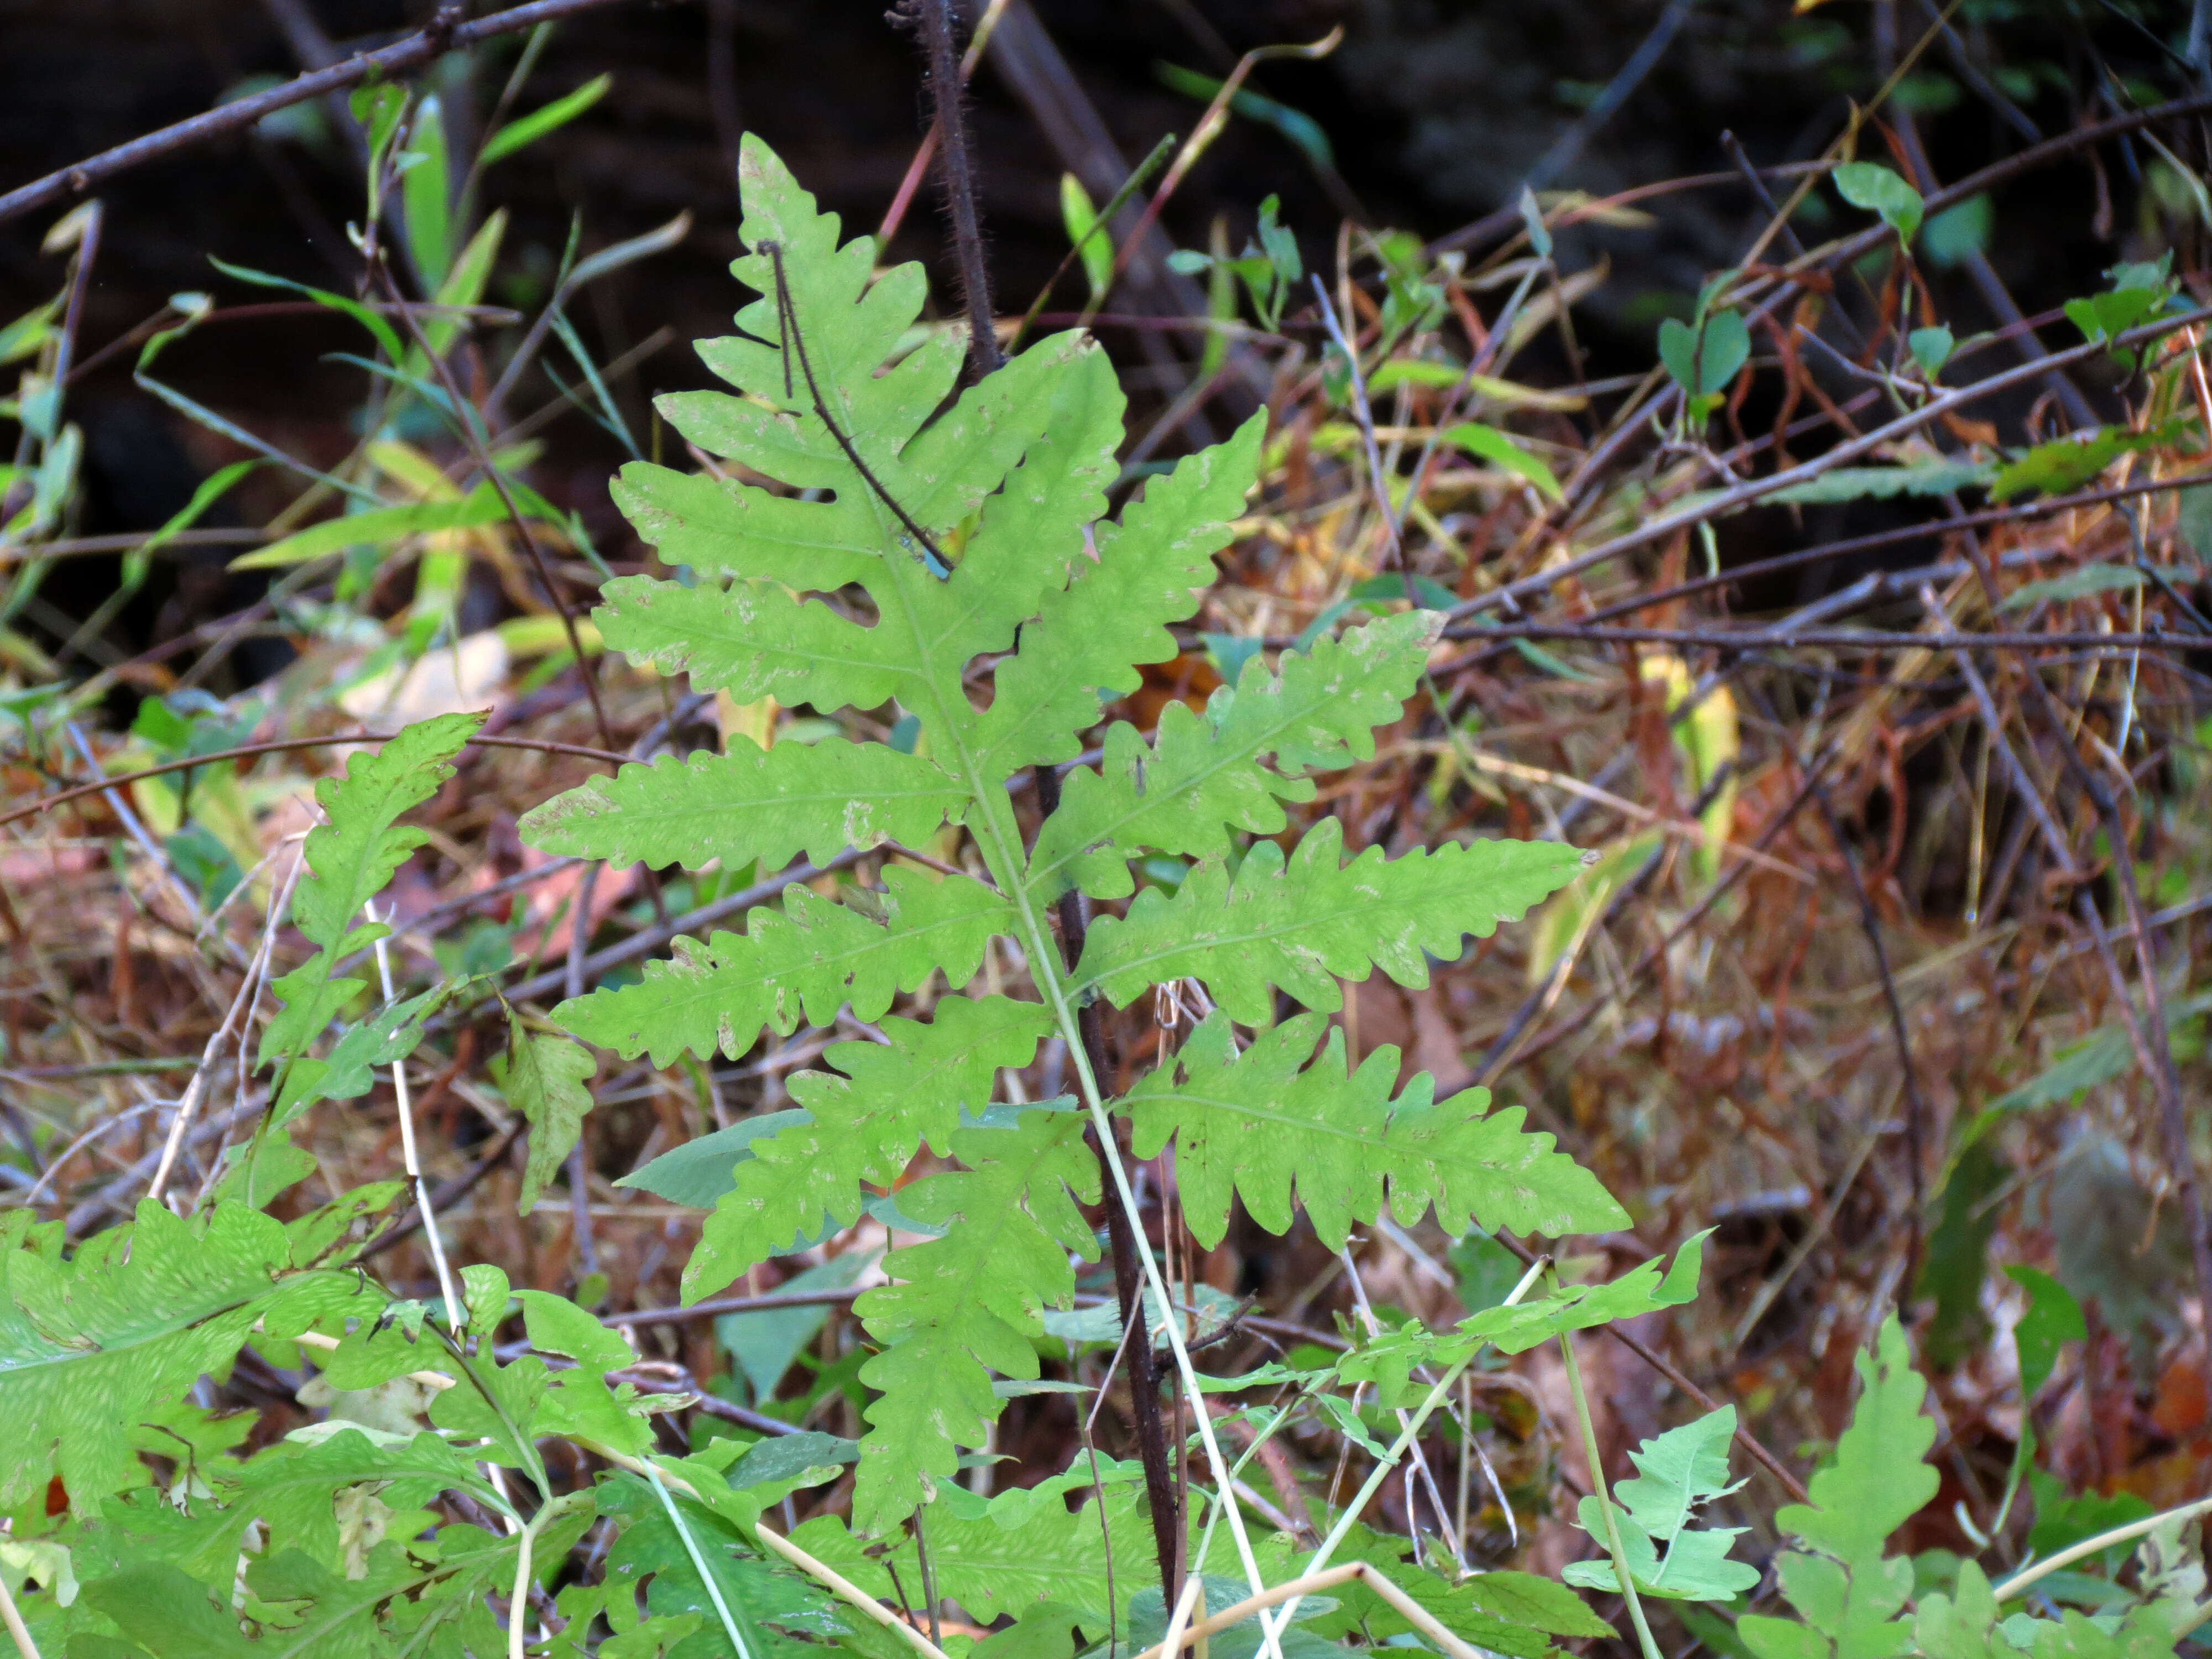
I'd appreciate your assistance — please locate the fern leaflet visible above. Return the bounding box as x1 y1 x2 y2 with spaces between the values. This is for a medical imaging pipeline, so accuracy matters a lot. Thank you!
1121 1012 1626 1248
1027 609 1441 901
555 866 1007 1065
1075 815 1585 1021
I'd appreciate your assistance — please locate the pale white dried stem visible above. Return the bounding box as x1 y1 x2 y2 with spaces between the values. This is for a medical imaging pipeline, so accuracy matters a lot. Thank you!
1339 1246 1468 1573
0 1567 43 1659
369 900 462 1333
1256 1257 1548 1649
755 1521 950 1659
148 843 306 1206
1158 1567 1204 1659
1130 1559 1482 1659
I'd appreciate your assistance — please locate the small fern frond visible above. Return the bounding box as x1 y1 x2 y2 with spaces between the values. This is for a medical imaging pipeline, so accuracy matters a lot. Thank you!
518 738 967 873
685 995 1054 1301
0 1202 364 1516
555 867 1008 1065
1074 816 1584 1021
505 1014 598 1214
1028 609 1442 901
851 1107 1099 1530
1739 1317 1936 1659
789 1481 1158 1623
969 414 1265 776
259 712 481 1066
1120 1013 1626 1250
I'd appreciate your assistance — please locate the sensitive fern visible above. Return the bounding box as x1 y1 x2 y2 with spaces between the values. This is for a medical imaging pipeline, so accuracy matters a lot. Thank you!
525 134 1601 1528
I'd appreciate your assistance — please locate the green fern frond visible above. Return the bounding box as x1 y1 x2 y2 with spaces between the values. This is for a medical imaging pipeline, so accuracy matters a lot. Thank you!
554 867 1008 1065
1563 1407 1759 1600
1740 1316 1937 1659
685 994 1054 1300
851 1107 1100 1529
519 738 967 873
0 1202 363 1516
1074 816 1585 1020
1120 1013 1625 1249
1028 608 1441 901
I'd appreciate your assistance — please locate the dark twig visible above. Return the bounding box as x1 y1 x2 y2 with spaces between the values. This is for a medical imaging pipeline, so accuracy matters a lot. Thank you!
763 243 956 569
1446 303 2212 627
1792 724 1930 1288
1927 551 2212 1415
0 0 668 227
1032 764 1183 1604
1 732 629 833
380 264 621 757
902 0 1005 375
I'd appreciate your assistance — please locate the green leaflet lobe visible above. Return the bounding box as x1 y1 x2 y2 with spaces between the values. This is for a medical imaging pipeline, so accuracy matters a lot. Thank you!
554 867 1009 1065
1029 608 1441 900
852 1108 1099 1529
519 737 965 872
683 994 1053 1300
1120 1013 1625 1248
971 412 1265 776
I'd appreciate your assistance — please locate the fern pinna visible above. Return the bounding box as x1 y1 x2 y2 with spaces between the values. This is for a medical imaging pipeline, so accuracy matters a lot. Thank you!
516 134 1615 1533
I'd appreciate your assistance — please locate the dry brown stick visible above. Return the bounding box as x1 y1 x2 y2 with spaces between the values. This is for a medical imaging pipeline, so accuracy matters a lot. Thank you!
1796 737 1931 1289
1444 303 2212 627
1958 582 2212 1415
1 731 629 833
1445 622 2183 652
0 0 667 227
379 264 620 757
1931 565 2212 1410
1501 743 1839 1076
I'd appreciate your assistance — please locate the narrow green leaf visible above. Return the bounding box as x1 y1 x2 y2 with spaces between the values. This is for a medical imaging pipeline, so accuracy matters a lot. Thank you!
507 1015 597 1213
479 72 611 167
230 484 508 570
1441 422 1563 500
618 1108 811 1207
1061 173 1113 299
400 96 454 289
